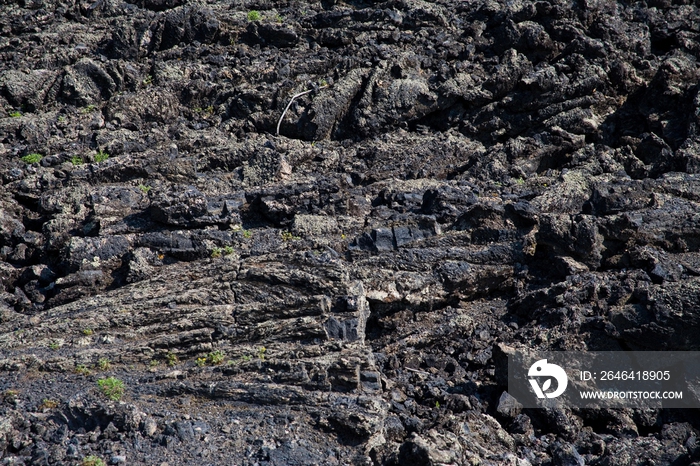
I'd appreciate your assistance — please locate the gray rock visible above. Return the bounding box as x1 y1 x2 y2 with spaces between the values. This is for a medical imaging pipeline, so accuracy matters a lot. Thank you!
496 391 523 419
551 441 585 466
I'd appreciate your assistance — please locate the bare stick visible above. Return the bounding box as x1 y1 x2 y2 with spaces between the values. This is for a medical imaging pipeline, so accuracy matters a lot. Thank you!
276 85 329 137
405 367 431 376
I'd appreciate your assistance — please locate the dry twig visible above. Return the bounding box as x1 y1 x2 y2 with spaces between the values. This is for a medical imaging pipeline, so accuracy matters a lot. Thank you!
276 85 329 136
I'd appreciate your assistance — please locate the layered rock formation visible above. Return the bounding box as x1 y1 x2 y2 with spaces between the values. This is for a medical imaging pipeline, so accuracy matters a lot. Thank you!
2 0 700 464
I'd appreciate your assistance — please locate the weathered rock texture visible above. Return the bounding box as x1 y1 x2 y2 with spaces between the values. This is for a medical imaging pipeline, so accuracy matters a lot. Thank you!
2 0 700 464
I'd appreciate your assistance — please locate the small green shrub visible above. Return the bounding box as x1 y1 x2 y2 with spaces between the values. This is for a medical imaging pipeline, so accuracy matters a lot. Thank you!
96 358 111 371
40 399 58 410
81 104 96 114
243 230 252 239
258 346 266 361
8 110 21 117
143 75 153 85
166 352 178 366
97 377 124 401
196 351 226 366
82 455 106 466
213 245 235 258
138 184 151 193
194 105 214 115
57 115 66 123
208 350 225 365
75 364 91 376
21 153 42 164
281 231 300 241
48 341 60 350
94 150 109 163
82 328 94 336
70 155 83 166
247 10 261 21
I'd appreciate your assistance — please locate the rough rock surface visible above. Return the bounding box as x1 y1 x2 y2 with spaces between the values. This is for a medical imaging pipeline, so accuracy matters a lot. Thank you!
2 0 700 464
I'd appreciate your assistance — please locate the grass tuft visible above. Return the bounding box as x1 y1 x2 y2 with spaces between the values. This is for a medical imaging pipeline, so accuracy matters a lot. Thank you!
21 153 42 164
97 377 124 401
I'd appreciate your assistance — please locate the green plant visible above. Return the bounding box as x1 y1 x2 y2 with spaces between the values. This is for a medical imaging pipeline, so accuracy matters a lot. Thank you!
138 184 151 193
21 153 42 164
166 352 178 366
94 150 109 163
515 177 525 185
8 110 21 117
82 328 94 336
58 115 66 123
243 230 252 239
40 399 58 410
247 10 261 21
320 78 328 87
71 155 83 166
208 350 225 365
195 105 214 115
275 14 283 23
281 231 300 241
229 354 253 365
196 357 207 367
97 358 111 371
149 359 159 367
3 390 19 401
82 455 106 466
143 75 153 85
435 401 440 408
49 341 60 350
97 377 124 401
81 104 96 114
75 364 91 376
258 346 266 361
212 245 235 257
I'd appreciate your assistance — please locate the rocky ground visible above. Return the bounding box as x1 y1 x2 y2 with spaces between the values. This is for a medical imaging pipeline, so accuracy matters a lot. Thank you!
1 0 700 464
